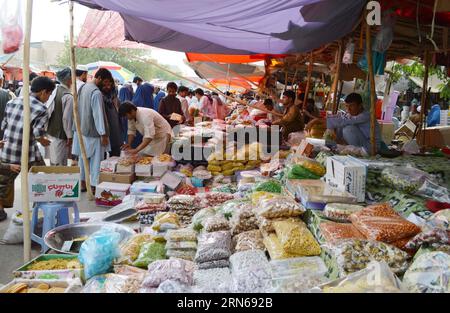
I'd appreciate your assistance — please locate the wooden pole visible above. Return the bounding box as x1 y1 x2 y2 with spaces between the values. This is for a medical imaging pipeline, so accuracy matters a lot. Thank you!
69 1 94 200
284 68 289 91
21 0 33 263
366 14 377 156
418 50 430 151
331 40 344 113
303 53 314 108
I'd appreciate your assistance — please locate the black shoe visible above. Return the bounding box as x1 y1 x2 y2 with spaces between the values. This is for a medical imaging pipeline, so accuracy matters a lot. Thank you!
0 210 7 222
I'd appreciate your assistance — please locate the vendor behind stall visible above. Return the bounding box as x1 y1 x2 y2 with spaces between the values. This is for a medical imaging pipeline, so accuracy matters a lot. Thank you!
306 93 383 153
119 102 173 156
272 90 304 141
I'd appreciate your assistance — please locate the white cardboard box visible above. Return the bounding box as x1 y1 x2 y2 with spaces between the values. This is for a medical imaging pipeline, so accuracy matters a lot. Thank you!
135 164 152 177
29 166 81 202
116 164 135 174
100 157 120 173
325 156 367 202
95 182 131 207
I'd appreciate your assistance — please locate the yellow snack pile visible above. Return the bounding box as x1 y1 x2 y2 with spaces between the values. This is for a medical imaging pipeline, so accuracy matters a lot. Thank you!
273 219 321 256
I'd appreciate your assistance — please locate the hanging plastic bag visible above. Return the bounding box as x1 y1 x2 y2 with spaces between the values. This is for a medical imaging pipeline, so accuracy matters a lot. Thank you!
78 227 121 280
372 12 396 53
0 0 24 54
342 39 355 64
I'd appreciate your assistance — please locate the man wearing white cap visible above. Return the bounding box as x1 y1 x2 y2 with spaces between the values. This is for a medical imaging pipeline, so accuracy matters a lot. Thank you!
76 65 88 93
46 67 74 166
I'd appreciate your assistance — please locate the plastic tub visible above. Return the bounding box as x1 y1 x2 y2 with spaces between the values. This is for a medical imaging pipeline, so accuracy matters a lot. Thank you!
191 177 205 187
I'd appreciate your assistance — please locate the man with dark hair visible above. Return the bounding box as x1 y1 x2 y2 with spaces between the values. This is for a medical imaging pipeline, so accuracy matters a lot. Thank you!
120 101 173 156
158 82 184 128
0 68 12 140
46 67 74 166
102 77 123 157
72 68 112 192
306 92 383 153
0 76 54 221
133 76 143 86
153 87 166 112
195 88 214 119
177 86 190 122
303 98 320 124
76 65 88 92
273 90 304 141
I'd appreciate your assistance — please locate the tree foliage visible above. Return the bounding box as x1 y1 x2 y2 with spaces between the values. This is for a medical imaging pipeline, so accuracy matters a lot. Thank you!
391 59 450 100
57 40 181 81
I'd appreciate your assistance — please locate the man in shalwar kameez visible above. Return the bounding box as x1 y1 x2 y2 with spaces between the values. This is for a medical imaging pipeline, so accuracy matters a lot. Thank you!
72 68 112 192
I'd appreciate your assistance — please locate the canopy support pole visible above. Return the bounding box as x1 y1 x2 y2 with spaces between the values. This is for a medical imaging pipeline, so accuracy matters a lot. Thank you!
418 50 431 152
21 0 33 263
69 1 94 200
331 39 344 113
303 53 314 108
366 13 377 156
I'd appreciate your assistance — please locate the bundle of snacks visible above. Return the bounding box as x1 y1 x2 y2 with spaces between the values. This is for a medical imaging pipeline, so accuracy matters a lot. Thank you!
193 268 232 293
136 201 167 225
165 228 197 261
250 191 278 206
402 252 450 293
255 196 305 219
132 242 166 268
192 207 216 232
151 212 181 232
263 233 299 260
319 222 366 243
427 209 450 231
229 250 272 293
317 261 404 293
195 231 232 269
154 154 174 163
273 219 321 256
381 166 431 194
2 281 78 293
270 256 327 278
156 279 192 293
350 204 422 243
26 258 82 271
256 216 293 235
198 192 235 208
286 164 321 180
289 157 326 176
233 230 265 252
405 228 450 250
203 214 230 232
137 156 153 165
229 203 258 235
141 258 195 288
218 199 251 220
253 180 282 194
272 274 329 293
323 203 364 222
321 239 411 277
116 234 153 265
167 195 200 226
176 183 197 195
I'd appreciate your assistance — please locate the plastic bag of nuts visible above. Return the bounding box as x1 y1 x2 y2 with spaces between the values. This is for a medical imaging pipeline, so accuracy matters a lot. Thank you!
233 230 265 252
273 219 321 256
230 204 258 235
203 214 230 232
142 258 195 288
323 203 364 222
195 231 232 263
256 196 305 219
319 222 366 243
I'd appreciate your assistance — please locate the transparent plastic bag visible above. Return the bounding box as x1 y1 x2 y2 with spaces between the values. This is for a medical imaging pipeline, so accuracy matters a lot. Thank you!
372 13 396 53
323 203 364 222
229 204 258 235
197 259 230 270
256 216 292 235
427 209 450 231
203 214 230 232
288 156 326 177
405 228 449 251
193 268 232 293
116 234 153 265
272 274 330 293
270 256 327 278
142 258 195 288
403 252 450 293
165 228 197 242
231 265 272 293
229 250 269 274
273 219 321 256
322 239 411 276
233 230 265 252
195 231 232 263
198 192 235 208
192 207 217 231
253 180 283 194
132 242 166 268
0 0 24 54
416 180 450 204
256 196 305 219
319 222 366 243
317 261 405 293
166 249 196 261
151 212 181 232
381 166 432 194
156 280 193 293
78 227 121 280
263 233 298 260
350 204 421 243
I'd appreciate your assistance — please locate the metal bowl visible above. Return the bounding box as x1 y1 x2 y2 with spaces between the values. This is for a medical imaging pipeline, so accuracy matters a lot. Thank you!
44 222 135 255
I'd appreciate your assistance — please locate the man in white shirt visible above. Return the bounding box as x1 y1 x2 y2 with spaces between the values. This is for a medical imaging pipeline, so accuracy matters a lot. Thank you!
119 101 173 156
76 65 88 93
177 86 190 122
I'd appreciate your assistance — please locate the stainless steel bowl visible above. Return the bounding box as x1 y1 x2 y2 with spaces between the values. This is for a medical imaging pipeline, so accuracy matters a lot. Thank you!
44 222 135 255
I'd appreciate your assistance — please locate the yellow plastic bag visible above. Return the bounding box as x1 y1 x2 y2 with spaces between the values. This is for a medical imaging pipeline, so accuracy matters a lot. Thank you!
273 219 321 256
211 171 222 176
207 165 222 172
222 169 235 176
222 163 235 171
152 212 180 231
292 157 326 177
250 191 278 206
263 233 298 260
117 234 153 265
247 160 261 167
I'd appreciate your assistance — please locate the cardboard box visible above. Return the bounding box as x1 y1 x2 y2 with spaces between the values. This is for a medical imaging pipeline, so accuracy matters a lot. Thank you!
161 171 184 190
394 119 416 139
95 182 131 207
325 156 367 202
152 163 170 178
135 164 152 177
100 157 120 173
130 182 159 195
99 172 136 184
417 126 450 148
116 164 135 174
298 140 314 157
29 166 80 202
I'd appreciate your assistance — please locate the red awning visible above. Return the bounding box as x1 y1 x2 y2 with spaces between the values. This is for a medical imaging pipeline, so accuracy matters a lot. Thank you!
186 53 287 64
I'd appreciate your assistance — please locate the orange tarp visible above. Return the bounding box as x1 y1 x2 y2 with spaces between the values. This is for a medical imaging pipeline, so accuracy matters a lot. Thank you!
186 53 286 64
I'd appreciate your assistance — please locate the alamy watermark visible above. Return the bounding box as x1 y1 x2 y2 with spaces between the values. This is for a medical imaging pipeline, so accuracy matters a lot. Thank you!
366 1 382 26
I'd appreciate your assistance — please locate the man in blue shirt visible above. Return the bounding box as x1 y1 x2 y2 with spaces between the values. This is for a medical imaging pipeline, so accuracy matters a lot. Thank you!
153 87 166 112
306 93 383 153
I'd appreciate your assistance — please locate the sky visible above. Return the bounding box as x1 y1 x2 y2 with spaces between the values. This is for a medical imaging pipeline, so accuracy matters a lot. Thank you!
27 0 196 76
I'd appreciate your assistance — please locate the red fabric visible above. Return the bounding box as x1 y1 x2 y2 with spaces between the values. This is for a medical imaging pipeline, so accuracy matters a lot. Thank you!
426 200 450 213
186 53 288 64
